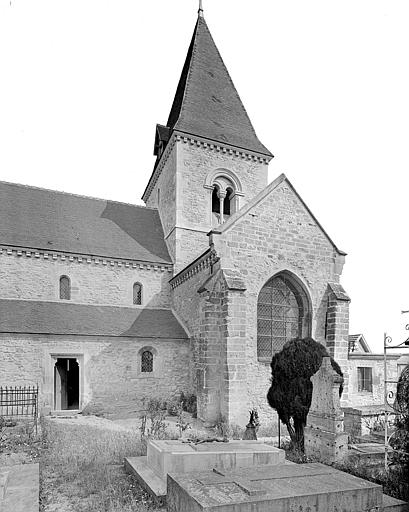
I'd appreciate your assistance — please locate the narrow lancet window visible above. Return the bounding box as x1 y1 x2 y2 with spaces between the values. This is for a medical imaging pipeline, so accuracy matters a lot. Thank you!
59 276 71 300
133 283 142 305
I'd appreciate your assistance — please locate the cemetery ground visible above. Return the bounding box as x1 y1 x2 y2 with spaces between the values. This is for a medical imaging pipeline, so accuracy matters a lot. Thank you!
1 411 408 511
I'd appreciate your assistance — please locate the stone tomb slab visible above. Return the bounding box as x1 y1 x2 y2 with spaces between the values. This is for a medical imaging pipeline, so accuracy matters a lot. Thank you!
125 439 285 501
148 439 285 482
167 463 384 512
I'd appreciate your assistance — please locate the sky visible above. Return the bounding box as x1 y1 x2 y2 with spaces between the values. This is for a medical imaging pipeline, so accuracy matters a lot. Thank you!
0 0 408 353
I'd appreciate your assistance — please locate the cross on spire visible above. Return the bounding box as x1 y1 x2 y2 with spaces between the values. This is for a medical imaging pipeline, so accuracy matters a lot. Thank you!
198 0 204 17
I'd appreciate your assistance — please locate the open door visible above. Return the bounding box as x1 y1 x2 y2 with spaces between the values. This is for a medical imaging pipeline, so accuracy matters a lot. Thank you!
54 358 79 410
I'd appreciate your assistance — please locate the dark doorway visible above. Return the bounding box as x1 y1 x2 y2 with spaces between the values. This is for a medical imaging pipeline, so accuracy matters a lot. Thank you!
54 358 79 410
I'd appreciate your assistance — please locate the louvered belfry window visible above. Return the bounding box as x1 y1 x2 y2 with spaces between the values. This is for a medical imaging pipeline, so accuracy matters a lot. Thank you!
133 283 142 305
257 274 305 360
59 276 71 300
141 350 153 373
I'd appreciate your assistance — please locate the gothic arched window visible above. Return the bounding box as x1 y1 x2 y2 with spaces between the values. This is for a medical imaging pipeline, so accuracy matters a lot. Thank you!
257 273 309 360
59 275 71 300
133 282 142 305
141 350 153 373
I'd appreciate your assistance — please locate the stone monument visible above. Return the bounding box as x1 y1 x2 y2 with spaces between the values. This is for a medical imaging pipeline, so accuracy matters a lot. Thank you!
167 463 388 512
125 438 285 503
304 356 348 462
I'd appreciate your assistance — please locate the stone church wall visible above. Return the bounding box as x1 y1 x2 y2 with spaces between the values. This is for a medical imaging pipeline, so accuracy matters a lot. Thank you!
0 252 171 308
0 333 190 415
171 261 212 420
212 178 348 422
177 141 268 231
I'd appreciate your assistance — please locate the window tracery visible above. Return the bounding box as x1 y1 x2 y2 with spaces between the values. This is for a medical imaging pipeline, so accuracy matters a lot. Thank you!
257 273 310 360
141 350 153 373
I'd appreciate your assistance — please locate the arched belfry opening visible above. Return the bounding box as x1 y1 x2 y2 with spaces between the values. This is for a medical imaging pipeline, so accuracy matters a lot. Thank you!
257 272 311 361
206 169 243 225
224 187 233 216
212 185 221 214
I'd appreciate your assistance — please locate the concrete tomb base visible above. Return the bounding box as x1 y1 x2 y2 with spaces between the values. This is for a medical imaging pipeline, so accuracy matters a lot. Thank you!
124 439 285 503
167 463 408 512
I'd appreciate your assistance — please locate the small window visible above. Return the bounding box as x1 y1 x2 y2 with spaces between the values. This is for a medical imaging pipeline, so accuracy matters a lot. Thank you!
141 350 153 373
59 276 71 300
358 367 373 392
133 283 142 305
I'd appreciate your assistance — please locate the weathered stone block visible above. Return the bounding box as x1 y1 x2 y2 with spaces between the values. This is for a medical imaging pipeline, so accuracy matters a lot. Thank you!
126 439 285 501
167 463 384 512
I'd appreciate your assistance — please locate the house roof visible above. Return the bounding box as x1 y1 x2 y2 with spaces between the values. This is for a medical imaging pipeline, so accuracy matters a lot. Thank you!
348 334 371 353
0 181 171 264
166 16 272 158
0 300 188 339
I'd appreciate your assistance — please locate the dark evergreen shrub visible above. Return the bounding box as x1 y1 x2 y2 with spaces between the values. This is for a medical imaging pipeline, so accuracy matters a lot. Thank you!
267 337 343 452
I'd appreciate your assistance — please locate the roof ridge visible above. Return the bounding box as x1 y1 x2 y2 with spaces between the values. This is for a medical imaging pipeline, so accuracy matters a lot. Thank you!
0 179 156 211
176 17 200 128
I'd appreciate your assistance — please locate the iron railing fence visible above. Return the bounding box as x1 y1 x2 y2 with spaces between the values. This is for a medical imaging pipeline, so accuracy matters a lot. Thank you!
0 385 39 421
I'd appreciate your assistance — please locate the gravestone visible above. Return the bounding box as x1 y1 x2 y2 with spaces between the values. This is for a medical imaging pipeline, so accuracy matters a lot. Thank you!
167 463 386 512
304 356 348 462
125 439 285 503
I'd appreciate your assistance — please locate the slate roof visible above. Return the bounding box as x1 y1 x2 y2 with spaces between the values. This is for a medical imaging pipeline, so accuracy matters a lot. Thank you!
166 16 272 157
0 300 188 339
0 181 171 264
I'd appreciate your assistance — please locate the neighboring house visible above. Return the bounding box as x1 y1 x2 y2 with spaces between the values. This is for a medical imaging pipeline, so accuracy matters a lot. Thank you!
347 333 408 408
0 11 352 425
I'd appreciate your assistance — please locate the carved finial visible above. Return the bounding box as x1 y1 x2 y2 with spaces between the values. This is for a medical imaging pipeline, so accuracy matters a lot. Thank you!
198 0 204 17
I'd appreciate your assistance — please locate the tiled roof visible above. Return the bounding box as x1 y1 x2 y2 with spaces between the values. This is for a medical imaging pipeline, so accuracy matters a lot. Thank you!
0 300 188 339
348 334 371 353
166 16 272 157
0 181 171 264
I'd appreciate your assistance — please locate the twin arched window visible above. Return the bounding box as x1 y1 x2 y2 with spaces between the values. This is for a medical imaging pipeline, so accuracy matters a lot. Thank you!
59 276 71 300
206 170 242 225
133 283 142 305
257 273 309 360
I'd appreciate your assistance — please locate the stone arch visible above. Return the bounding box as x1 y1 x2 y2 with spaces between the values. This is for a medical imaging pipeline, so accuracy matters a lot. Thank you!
204 168 243 195
256 270 312 361
205 168 244 223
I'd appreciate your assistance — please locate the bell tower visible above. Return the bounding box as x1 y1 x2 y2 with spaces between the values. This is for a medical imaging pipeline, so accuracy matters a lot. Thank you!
142 12 273 272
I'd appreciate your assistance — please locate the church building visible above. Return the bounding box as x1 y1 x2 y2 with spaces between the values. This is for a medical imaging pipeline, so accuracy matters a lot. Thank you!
0 9 351 425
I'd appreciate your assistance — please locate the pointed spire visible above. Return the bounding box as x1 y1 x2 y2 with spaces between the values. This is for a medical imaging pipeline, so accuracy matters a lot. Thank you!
166 16 272 158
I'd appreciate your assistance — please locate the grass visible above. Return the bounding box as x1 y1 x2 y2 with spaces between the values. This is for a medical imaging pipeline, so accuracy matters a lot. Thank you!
39 419 161 512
